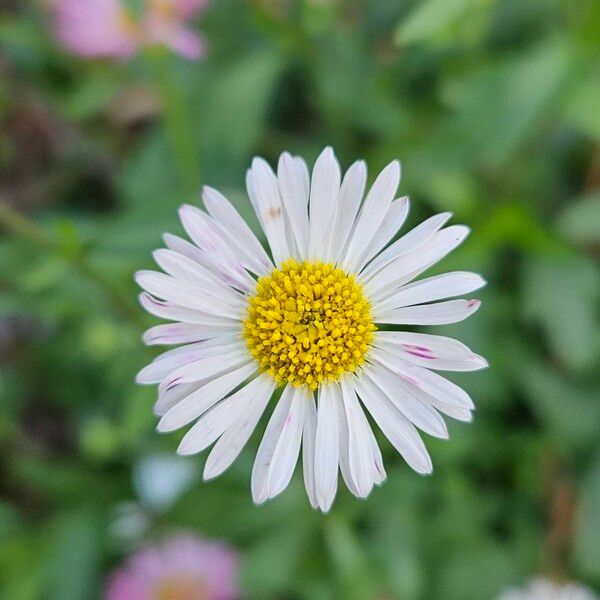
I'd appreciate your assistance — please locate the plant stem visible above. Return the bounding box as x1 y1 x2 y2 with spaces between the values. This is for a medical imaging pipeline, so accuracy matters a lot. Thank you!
0 200 141 326
147 49 201 198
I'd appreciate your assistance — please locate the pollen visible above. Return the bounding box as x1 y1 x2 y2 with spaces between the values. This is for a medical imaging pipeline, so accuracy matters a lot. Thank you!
243 259 376 390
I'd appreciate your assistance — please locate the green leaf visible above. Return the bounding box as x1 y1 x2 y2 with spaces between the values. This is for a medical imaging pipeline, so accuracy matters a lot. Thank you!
574 453 600 577
395 0 490 45
564 75 600 140
522 256 600 371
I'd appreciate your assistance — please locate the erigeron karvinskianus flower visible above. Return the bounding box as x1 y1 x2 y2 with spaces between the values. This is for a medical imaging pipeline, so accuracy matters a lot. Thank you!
105 534 238 600
136 147 488 512
53 0 207 60
497 578 598 600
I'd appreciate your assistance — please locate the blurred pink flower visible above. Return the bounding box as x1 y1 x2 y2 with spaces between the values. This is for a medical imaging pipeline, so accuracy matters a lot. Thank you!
105 534 239 600
52 0 207 60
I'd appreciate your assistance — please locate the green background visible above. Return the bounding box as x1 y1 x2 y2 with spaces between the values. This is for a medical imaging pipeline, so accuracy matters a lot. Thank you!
0 0 599 598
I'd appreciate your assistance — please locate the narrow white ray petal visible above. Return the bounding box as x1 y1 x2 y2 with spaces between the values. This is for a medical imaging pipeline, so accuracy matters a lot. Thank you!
264 387 306 501
375 298 481 325
154 382 199 417
375 353 475 410
135 271 244 319
429 402 473 422
142 323 241 347
294 156 310 197
370 430 386 485
339 377 375 498
203 374 275 479
308 147 341 260
278 152 310 258
330 160 367 261
353 374 433 475
335 385 361 498
342 160 401 271
157 362 256 432
246 158 290 265
177 374 272 456
139 293 241 325
366 358 449 439
353 196 410 274
365 225 470 299
152 249 246 307
163 233 254 294
251 385 295 504
314 383 340 512
178 205 255 290
158 346 250 390
137 336 241 384
203 185 273 275
373 271 486 314
360 212 452 281
302 394 319 509
374 331 487 371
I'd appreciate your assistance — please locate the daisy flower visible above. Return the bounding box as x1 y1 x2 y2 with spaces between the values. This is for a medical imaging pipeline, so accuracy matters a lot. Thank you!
105 533 239 599
136 147 488 512
52 0 207 60
497 578 598 600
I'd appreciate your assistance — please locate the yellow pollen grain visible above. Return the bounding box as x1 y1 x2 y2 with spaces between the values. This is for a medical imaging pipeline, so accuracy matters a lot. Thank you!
243 259 376 390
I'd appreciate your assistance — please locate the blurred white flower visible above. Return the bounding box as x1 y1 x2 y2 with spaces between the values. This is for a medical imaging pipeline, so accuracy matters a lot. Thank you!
136 147 487 512
498 578 598 600
133 453 198 512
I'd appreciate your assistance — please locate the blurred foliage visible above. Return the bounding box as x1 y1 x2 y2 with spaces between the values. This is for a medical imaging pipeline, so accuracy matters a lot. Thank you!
0 0 599 598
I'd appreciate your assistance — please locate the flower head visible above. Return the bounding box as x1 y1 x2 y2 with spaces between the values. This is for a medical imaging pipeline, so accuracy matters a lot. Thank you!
105 534 239 600
498 578 598 600
136 147 488 512
52 0 207 60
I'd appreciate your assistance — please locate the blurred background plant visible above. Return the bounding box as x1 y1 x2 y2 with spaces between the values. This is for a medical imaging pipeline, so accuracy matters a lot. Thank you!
0 0 599 598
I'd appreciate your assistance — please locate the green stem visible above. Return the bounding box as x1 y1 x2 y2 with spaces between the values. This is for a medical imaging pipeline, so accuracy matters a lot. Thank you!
0 200 141 326
147 50 201 197
323 514 378 600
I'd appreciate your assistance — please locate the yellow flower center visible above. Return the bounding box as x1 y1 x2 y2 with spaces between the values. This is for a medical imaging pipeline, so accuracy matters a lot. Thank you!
243 260 376 390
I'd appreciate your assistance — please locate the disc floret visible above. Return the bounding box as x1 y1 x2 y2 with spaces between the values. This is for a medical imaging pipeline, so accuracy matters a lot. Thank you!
243 259 376 390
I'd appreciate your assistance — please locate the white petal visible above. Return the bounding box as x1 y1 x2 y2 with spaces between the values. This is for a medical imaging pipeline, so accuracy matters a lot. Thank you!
308 147 341 260
178 205 255 291
374 271 486 315
366 358 449 439
142 323 240 346
158 346 250 390
203 185 273 275
370 431 386 485
203 374 275 479
152 249 246 310
379 354 475 410
302 394 319 509
139 293 240 325
278 152 310 258
251 385 295 503
353 196 410 274
135 271 244 320
157 362 256 432
137 336 242 384
330 160 367 261
154 382 199 416
353 373 433 475
375 298 481 325
177 374 271 456
365 225 470 299
335 386 361 498
339 377 375 498
374 330 488 372
263 387 306 501
342 160 401 272
314 383 340 512
246 157 290 265
360 212 452 281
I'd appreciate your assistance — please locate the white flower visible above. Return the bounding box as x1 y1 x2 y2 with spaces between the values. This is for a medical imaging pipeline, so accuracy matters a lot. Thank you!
498 578 598 600
135 147 488 512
